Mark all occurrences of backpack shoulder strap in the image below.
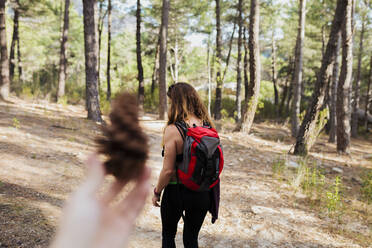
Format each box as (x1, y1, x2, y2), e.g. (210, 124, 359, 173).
(174, 121, 188, 141)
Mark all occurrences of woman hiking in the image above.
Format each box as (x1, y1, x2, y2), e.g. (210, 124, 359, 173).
(152, 82, 221, 248)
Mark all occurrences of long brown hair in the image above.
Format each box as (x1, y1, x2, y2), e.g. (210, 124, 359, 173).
(166, 82, 215, 129)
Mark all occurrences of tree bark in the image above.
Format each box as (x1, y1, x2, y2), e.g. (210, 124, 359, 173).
(365, 56, 372, 132)
(336, 0, 353, 154)
(321, 24, 326, 58)
(0, 0, 9, 101)
(106, 0, 112, 101)
(328, 33, 341, 143)
(9, 0, 19, 84)
(151, 36, 160, 96)
(158, 0, 170, 120)
(214, 0, 222, 120)
(83, 0, 102, 122)
(222, 19, 237, 82)
(235, 0, 243, 122)
(97, 1, 107, 90)
(351, 19, 365, 137)
(243, 27, 249, 106)
(136, 0, 144, 111)
(271, 28, 278, 107)
(294, 0, 348, 155)
(279, 56, 293, 115)
(170, 35, 180, 83)
(238, 0, 260, 133)
(16, 27, 21, 82)
(57, 0, 70, 101)
(291, 0, 306, 137)
(207, 36, 211, 116)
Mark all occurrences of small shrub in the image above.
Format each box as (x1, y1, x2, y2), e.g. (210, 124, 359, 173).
(361, 169, 372, 204)
(12, 118, 20, 129)
(221, 109, 229, 119)
(57, 96, 68, 106)
(66, 81, 85, 105)
(300, 165, 325, 199)
(326, 176, 343, 215)
(99, 90, 112, 115)
(144, 85, 159, 113)
(20, 86, 33, 99)
(100, 98, 111, 115)
(272, 158, 286, 178)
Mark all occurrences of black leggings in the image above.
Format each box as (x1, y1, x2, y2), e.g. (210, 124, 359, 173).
(161, 184, 210, 248)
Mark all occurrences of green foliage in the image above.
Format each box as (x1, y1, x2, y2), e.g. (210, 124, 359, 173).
(65, 82, 85, 105)
(254, 80, 277, 119)
(20, 85, 33, 99)
(271, 157, 347, 217)
(299, 163, 325, 199)
(12, 118, 20, 129)
(361, 170, 372, 204)
(271, 158, 286, 178)
(57, 96, 68, 106)
(209, 97, 235, 118)
(144, 84, 159, 113)
(100, 95, 111, 116)
(326, 176, 343, 215)
(220, 109, 229, 119)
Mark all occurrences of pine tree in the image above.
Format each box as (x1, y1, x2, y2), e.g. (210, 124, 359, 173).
(336, 0, 353, 154)
(57, 0, 70, 101)
(83, 0, 102, 122)
(291, 0, 307, 137)
(214, 0, 222, 120)
(294, 0, 348, 155)
(136, 0, 144, 112)
(238, 0, 260, 133)
(158, 0, 170, 120)
(0, 0, 9, 101)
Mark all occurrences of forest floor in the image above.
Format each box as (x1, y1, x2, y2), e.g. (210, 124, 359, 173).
(0, 97, 371, 248)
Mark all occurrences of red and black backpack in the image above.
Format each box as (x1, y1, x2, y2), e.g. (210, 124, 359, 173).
(174, 121, 224, 191)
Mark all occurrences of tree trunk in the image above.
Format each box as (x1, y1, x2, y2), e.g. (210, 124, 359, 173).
(291, 0, 306, 137)
(169, 50, 175, 83)
(235, 0, 243, 122)
(57, 0, 70, 101)
(328, 33, 341, 143)
(158, 0, 170, 120)
(279, 56, 293, 115)
(207, 36, 211, 116)
(15, 0, 21, 83)
(336, 0, 353, 154)
(294, 0, 348, 155)
(351, 19, 365, 137)
(83, 0, 102, 122)
(106, 0, 112, 101)
(365, 56, 372, 132)
(243, 27, 249, 107)
(214, 0, 222, 120)
(151, 37, 160, 97)
(222, 20, 237, 82)
(16, 28, 21, 82)
(238, 0, 260, 133)
(279, 77, 289, 115)
(0, 0, 9, 101)
(97, 1, 107, 90)
(271, 28, 278, 107)
(136, 0, 144, 111)
(321, 24, 326, 58)
(172, 35, 179, 82)
(9, 0, 19, 84)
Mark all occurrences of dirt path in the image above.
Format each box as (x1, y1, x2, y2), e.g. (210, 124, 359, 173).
(0, 98, 371, 248)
